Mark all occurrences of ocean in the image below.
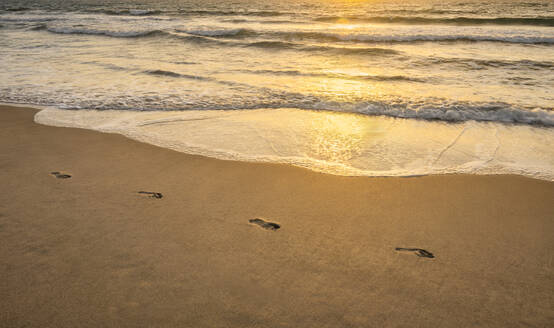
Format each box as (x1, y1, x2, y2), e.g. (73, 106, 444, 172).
(1, 0, 553, 180)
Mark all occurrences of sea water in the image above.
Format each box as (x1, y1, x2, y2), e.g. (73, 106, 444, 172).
(1, 0, 553, 180)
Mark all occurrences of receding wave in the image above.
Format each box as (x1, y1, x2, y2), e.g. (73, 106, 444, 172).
(33, 107, 554, 181)
(314, 16, 554, 27)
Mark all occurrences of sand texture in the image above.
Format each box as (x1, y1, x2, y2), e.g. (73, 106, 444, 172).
(1, 105, 553, 327)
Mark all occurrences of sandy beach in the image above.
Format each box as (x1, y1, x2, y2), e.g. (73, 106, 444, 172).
(1, 105, 553, 327)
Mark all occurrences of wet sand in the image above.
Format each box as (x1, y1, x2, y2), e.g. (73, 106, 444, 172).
(1, 105, 553, 327)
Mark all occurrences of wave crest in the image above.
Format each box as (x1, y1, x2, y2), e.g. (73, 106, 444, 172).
(314, 16, 554, 27)
(143, 70, 211, 81)
(176, 28, 254, 37)
(179, 9, 283, 17)
(235, 69, 425, 82)
(356, 103, 554, 126)
(94, 9, 162, 16)
(45, 27, 162, 38)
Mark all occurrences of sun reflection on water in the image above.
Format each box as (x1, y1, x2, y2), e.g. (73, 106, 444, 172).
(307, 111, 379, 165)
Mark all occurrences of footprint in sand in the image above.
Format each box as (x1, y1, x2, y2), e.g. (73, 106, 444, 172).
(249, 218, 280, 231)
(50, 171, 71, 179)
(138, 191, 163, 199)
(395, 247, 435, 258)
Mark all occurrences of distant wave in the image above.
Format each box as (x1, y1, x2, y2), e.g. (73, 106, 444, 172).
(221, 18, 303, 25)
(0, 16, 57, 22)
(92, 9, 162, 16)
(277, 31, 554, 44)
(33, 24, 554, 46)
(29, 24, 47, 31)
(179, 9, 284, 17)
(174, 36, 401, 56)
(314, 16, 554, 27)
(173, 28, 554, 45)
(244, 40, 294, 49)
(221, 19, 248, 23)
(4, 7, 30, 12)
(235, 69, 425, 82)
(175, 28, 254, 37)
(420, 57, 554, 70)
(37, 24, 554, 49)
(45, 27, 163, 38)
(244, 41, 400, 55)
(143, 70, 212, 81)
(107, 29, 401, 56)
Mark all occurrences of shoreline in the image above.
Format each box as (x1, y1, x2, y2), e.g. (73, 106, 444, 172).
(14, 102, 554, 182)
(1, 104, 553, 327)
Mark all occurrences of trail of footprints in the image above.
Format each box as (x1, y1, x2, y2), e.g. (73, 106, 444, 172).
(48, 171, 435, 258)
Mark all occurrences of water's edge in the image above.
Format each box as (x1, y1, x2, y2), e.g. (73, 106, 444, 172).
(6, 102, 549, 182)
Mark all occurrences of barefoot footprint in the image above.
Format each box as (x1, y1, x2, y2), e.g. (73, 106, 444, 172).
(395, 247, 435, 258)
(138, 191, 163, 199)
(50, 171, 71, 179)
(249, 218, 280, 231)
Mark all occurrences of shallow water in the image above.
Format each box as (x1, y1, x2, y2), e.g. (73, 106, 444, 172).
(1, 0, 553, 179)
(34, 107, 554, 181)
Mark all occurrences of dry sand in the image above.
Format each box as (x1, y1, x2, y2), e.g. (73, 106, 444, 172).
(1, 105, 553, 327)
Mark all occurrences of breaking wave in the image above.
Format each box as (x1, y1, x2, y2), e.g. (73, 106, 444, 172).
(20, 22, 552, 45)
(356, 103, 554, 126)
(3, 87, 553, 126)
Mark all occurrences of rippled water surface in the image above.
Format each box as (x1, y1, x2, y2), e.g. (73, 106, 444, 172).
(1, 0, 553, 179)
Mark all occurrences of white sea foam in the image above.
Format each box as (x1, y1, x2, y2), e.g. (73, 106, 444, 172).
(34, 107, 554, 181)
